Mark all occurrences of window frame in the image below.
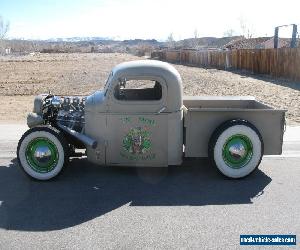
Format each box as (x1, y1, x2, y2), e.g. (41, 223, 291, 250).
(113, 78, 163, 102)
(110, 75, 167, 107)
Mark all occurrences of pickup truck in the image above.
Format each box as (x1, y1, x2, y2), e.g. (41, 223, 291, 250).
(17, 60, 286, 180)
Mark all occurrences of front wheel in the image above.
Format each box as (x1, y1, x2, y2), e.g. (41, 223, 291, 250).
(209, 120, 263, 179)
(17, 126, 69, 180)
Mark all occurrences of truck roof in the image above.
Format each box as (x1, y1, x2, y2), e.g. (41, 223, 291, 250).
(112, 60, 183, 112)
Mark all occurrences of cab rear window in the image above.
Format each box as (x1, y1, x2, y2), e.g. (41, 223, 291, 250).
(114, 79, 162, 101)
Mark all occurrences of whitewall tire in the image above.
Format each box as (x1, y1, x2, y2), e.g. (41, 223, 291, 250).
(17, 126, 69, 180)
(209, 120, 263, 179)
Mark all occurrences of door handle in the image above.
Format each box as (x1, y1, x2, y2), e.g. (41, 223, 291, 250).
(157, 106, 166, 114)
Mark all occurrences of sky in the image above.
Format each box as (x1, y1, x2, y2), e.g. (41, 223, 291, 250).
(1, 0, 300, 41)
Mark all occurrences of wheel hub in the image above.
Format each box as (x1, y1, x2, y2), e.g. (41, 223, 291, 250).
(228, 142, 246, 160)
(33, 145, 52, 164)
(222, 134, 253, 169)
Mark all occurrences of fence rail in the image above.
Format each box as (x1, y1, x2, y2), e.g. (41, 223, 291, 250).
(151, 48, 300, 81)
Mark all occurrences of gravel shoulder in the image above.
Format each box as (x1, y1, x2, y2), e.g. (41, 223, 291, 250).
(0, 53, 299, 124)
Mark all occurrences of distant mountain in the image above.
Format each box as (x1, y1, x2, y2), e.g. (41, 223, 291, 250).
(45, 37, 113, 42)
(174, 36, 244, 49)
(122, 39, 161, 45)
(3, 36, 269, 55)
(40, 37, 163, 47)
(5, 36, 242, 49)
(1, 37, 163, 54)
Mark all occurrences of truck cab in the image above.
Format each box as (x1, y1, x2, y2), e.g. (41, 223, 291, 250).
(84, 60, 184, 166)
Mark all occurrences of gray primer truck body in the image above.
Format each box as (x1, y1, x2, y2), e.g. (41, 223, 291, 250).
(19, 60, 286, 180)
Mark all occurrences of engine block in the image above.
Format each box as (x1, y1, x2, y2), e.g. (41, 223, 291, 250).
(55, 96, 85, 132)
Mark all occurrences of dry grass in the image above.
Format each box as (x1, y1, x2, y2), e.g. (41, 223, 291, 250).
(0, 53, 299, 124)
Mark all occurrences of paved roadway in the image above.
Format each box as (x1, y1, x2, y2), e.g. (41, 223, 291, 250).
(0, 124, 299, 249)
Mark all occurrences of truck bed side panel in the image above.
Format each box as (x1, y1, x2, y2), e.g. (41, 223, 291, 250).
(184, 109, 285, 157)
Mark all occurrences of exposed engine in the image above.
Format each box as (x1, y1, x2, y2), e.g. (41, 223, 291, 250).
(28, 93, 85, 133)
(56, 96, 85, 132)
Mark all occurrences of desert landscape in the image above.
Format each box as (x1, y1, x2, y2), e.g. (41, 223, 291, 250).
(0, 53, 299, 124)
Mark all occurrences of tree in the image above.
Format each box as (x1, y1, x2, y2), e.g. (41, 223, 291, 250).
(166, 33, 175, 48)
(223, 29, 235, 37)
(238, 16, 254, 38)
(194, 29, 198, 39)
(238, 17, 247, 38)
(0, 16, 10, 39)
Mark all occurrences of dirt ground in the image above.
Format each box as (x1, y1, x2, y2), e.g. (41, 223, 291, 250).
(0, 53, 299, 124)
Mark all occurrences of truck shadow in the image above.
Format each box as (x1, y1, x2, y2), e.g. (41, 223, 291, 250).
(0, 157, 271, 232)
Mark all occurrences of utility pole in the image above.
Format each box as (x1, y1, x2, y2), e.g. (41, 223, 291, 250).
(274, 24, 298, 48)
(274, 27, 279, 48)
(291, 24, 297, 48)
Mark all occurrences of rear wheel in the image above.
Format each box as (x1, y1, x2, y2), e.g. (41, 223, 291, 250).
(209, 120, 263, 179)
(17, 126, 69, 180)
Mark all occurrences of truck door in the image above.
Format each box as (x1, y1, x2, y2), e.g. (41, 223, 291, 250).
(106, 77, 168, 166)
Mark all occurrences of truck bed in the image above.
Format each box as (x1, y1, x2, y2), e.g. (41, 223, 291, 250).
(183, 96, 286, 157)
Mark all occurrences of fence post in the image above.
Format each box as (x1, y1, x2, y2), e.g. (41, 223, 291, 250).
(291, 24, 297, 48)
(274, 27, 279, 48)
(225, 50, 230, 70)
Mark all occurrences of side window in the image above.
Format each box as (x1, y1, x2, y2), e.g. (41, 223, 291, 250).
(114, 79, 162, 101)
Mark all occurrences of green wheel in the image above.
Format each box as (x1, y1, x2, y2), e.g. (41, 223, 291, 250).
(209, 120, 263, 179)
(25, 137, 59, 173)
(17, 126, 69, 180)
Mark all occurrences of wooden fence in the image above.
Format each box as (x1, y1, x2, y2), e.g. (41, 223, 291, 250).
(151, 48, 300, 81)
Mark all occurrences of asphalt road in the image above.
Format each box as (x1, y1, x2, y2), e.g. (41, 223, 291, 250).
(0, 124, 299, 249)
